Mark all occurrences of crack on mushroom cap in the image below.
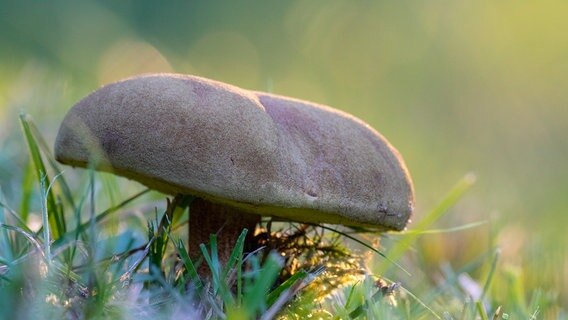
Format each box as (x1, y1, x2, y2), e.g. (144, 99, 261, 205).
(54, 73, 414, 231)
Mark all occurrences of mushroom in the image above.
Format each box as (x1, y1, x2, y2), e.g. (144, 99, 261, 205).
(54, 74, 414, 271)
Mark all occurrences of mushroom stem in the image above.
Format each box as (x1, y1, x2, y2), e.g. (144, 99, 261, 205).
(188, 198, 260, 276)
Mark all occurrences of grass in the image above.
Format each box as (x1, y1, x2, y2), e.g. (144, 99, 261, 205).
(0, 114, 565, 319)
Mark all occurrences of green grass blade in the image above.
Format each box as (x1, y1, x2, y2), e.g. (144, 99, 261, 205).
(223, 228, 248, 278)
(220, 228, 249, 306)
(343, 281, 360, 311)
(480, 248, 500, 302)
(18, 160, 34, 223)
(379, 173, 476, 273)
(27, 118, 76, 211)
(416, 173, 477, 230)
(399, 221, 487, 235)
(172, 237, 203, 290)
(399, 284, 442, 320)
(266, 269, 308, 306)
(209, 234, 220, 280)
(237, 246, 244, 307)
(19, 112, 65, 239)
(39, 176, 51, 263)
(199, 242, 235, 305)
(198, 242, 219, 288)
(477, 301, 489, 320)
(243, 253, 283, 316)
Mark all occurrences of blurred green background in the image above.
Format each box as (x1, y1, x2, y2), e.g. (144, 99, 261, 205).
(1, 0, 566, 306)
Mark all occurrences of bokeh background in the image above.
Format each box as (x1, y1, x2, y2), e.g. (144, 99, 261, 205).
(1, 0, 567, 308)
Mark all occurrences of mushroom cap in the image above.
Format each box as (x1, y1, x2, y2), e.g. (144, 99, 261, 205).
(54, 74, 414, 230)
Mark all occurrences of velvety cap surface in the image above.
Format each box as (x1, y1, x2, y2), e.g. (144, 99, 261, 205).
(55, 74, 414, 230)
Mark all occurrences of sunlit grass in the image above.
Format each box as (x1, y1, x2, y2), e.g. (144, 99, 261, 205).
(0, 114, 564, 319)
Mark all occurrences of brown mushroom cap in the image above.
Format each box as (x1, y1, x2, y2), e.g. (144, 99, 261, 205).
(54, 74, 414, 230)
